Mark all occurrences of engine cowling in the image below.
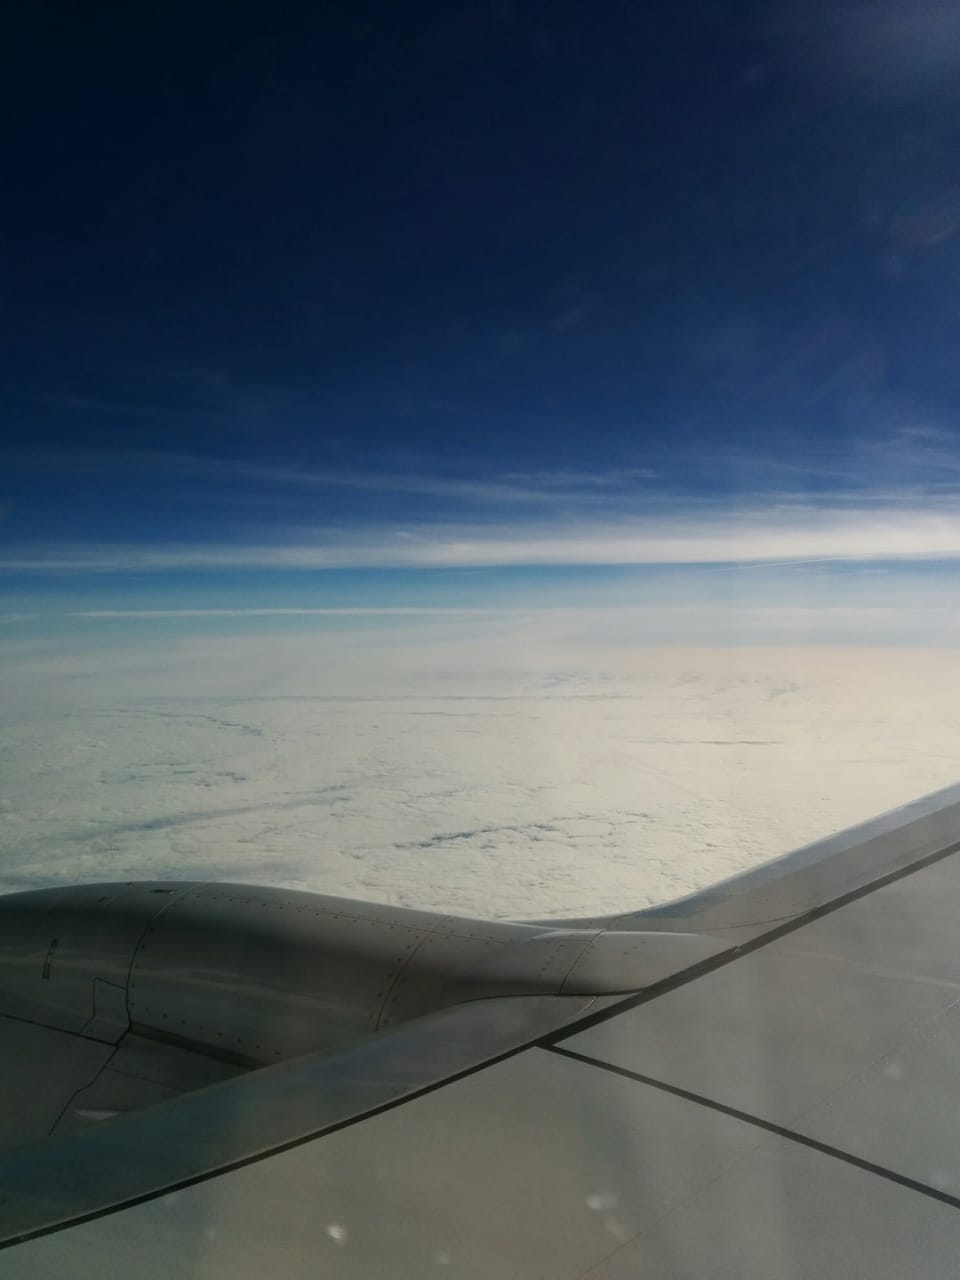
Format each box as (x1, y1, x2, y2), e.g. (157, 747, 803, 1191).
(0, 881, 725, 1066)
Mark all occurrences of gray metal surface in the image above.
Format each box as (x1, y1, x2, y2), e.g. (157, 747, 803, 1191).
(127, 884, 725, 1059)
(565, 846, 960, 1194)
(0, 881, 727, 1242)
(0, 881, 727, 1070)
(0, 883, 187, 1041)
(4, 1047, 960, 1279)
(0, 1018, 112, 1155)
(0, 995, 595, 1245)
(55, 1035, 242, 1140)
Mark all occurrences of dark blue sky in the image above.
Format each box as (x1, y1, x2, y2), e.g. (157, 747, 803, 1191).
(3, 0, 960, 585)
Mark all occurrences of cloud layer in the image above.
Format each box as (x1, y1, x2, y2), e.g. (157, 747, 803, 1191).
(4, 630, 960, 918)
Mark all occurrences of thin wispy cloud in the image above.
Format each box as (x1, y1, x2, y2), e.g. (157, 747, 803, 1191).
(13, 437, 960, 508)
(7, 449, 659, 509)
(0, 604, 917, 622)
(70, 607, 518, 618)
(5, 505, 960, 571)
(861, 424, 960, 476)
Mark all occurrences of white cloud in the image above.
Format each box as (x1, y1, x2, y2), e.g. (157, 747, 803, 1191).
(3, 630, 960, 918)
(6, 505, 960, 571)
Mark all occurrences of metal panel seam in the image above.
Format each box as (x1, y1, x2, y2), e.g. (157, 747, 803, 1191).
(545, 1044, 960, 1214)
(372, 932, 434, 1032)
(122, 884, 207, 1022)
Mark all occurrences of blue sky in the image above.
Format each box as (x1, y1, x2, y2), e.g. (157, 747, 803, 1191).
(3, 1, 960, 640)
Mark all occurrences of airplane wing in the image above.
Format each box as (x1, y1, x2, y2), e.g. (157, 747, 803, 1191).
(3, 783, 960, 1277)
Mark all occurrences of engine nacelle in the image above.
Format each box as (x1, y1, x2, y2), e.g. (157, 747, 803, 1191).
(0, 882, 725, 1066)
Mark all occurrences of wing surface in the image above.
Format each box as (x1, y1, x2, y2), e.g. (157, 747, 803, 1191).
(5, 784, 960, 1277)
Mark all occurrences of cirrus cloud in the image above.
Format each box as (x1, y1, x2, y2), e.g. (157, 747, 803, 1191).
(4, 505, 960, 572)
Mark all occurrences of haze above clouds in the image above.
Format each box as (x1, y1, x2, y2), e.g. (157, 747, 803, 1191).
(4, 619, 960, 920)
